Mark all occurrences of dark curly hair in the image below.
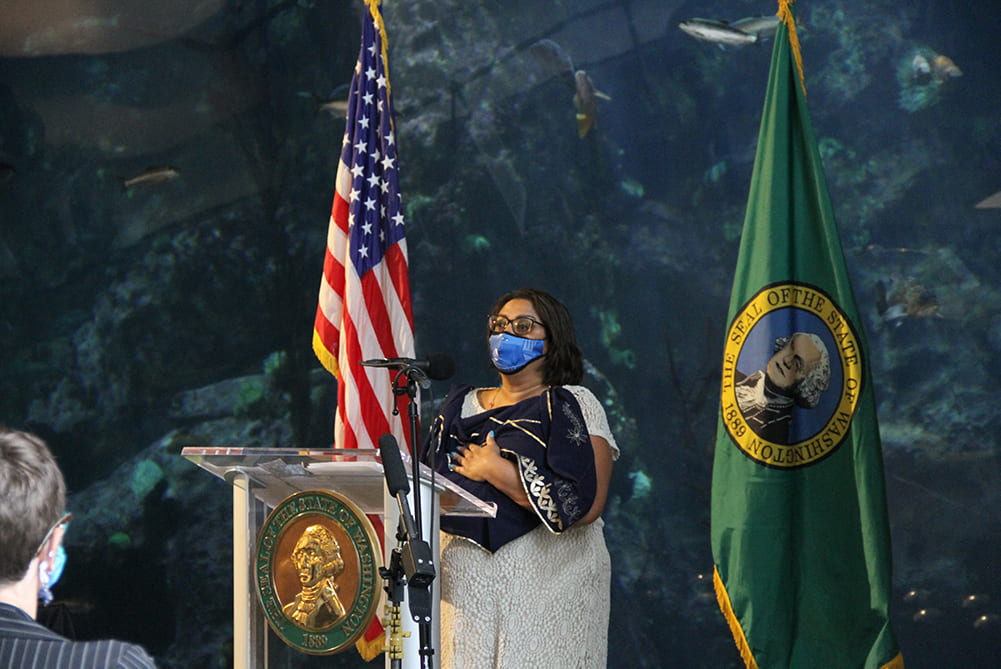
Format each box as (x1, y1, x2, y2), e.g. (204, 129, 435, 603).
(487, 288, 583, 386)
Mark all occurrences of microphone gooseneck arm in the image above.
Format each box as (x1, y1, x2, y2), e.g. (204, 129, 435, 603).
(360, 353, 455, 381)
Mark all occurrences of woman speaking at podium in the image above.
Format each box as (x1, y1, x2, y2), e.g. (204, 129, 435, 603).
(426, 288, 618, 668)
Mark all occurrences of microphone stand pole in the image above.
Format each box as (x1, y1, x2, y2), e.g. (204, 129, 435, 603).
(392, 368, 436, 669)
(380, 540, 406, 669)
(398, 369, 425, 538)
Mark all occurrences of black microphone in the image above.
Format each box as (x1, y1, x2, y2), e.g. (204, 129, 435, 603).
(378, 434, 436, 621)
(361, 352, 455, 380)
(380, 433, 411, 497)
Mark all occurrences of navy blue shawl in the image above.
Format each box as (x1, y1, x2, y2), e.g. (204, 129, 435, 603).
(425, 384, 597, 552)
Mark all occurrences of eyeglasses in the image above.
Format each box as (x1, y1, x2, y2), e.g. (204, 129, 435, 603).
(34, 512, 72, 557)
(488, 314, 545, 336)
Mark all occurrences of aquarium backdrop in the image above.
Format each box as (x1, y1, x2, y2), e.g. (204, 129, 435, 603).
(1, 0, 999, 667)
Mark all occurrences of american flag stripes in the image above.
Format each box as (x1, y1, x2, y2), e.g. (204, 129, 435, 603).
(312, 0, 415, 454)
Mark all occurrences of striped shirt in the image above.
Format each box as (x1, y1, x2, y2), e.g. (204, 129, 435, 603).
(0, 603, 156, 669)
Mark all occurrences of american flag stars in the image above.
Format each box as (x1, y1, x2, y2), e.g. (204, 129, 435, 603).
(312, 0, 415, 455)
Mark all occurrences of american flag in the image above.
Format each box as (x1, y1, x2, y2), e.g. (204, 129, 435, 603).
(312, 1, 414, 455)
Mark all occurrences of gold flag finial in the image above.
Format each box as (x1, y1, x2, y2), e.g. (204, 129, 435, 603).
(777, 0, 806, 96)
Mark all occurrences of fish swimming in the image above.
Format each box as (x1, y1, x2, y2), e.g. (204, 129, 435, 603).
(123, 166, 180, 189)
(875, 276, 939, 324)
(931, 54, 962, 82)
(312, 83, 352, 117)
(317, 98, 350, 116)
(729, 15, 781, 42)
(911, 53, 933, 84)
(573, 70, 611, 138)
(678, 18, 758, 48)
(975, 189, 1001, 209)
(907, 49, 960, 87)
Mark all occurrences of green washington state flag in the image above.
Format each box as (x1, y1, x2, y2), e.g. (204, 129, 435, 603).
(710, 9, 904, 669)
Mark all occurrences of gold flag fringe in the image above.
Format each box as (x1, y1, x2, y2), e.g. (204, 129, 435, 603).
(777, 0, 806, 97)
(715, 564, 906, 669)
(312, 330, 341, 378)
(714, 565, 760, 669)
(881, 653, 906, 669)
(355, 633, 386, 662)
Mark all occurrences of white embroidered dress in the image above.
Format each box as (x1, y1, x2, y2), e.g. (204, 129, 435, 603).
(438, 385, 619, 669)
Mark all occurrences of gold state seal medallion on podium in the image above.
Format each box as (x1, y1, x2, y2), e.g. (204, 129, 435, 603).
(255, 489, 382, 654)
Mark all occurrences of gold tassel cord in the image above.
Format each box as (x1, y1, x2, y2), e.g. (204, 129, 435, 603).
(365, 0, 394, 109)
(777, 0, 806, 97)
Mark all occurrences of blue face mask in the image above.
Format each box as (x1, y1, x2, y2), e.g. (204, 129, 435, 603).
(38, 545, 66, 605)
(489, 333, 545, 374)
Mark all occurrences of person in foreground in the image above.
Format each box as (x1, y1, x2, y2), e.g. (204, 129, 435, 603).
(0, 427, 157, 669)
(425, 288, 618, 668)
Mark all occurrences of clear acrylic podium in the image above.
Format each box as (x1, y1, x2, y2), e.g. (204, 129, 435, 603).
(181, 447, 495, 669)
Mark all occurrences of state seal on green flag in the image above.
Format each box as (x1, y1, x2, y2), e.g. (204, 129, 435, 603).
(710, 3, 905, 668)
(721, 281, 863, 468)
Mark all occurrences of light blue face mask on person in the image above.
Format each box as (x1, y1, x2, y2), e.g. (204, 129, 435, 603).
(489, 333, 545, 374)
(37, 513, 71, 606)
(38, 545, 67, 605)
